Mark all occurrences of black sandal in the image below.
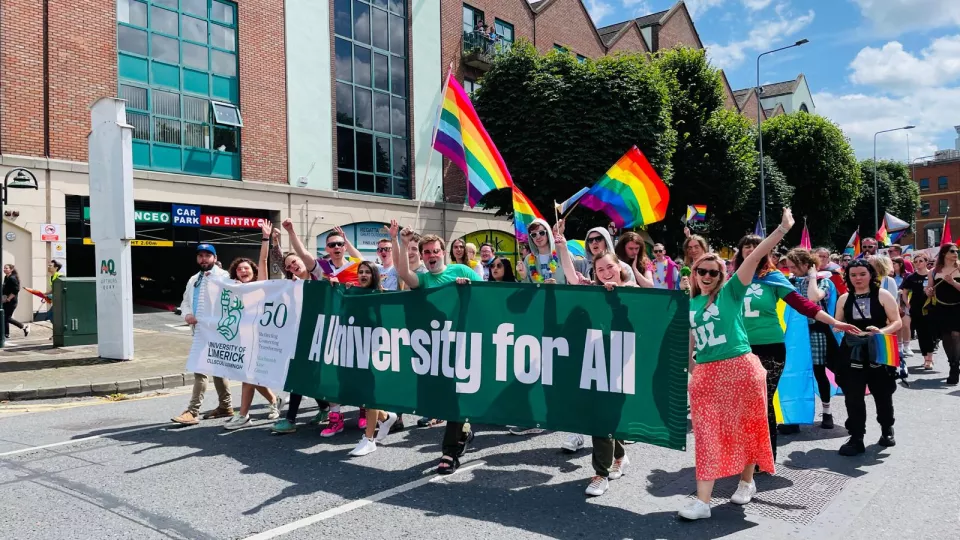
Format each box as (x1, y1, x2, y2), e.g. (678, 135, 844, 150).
(417, 418, 445, 427)
(436, 455, 459, 475)
(457, 431, 475, 458)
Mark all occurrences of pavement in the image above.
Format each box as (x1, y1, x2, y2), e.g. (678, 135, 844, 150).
(0, 342, 957, 540)
(0, 310, 194, 401)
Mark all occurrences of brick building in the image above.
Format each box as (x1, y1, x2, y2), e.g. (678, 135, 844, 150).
(733, 74, 816, 125)
(911, 156, 960, 249)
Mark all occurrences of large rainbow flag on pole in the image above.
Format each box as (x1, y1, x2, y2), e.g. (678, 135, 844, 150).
(512, 186, 544, 242)
(580, 147, 669, 228)
(432, 77, 514, 207)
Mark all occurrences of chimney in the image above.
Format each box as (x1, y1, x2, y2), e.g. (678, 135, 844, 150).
(955, 125, 960, 151)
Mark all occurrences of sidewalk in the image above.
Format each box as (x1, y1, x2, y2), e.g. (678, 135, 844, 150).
(0, 323, 194, 401)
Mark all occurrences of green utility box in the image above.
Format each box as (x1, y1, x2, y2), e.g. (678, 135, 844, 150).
(53, 277, 98, 347)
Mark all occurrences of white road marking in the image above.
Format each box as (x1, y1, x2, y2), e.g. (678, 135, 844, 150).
(165, 324, 191, 332)
(242, 461, 486, 540)
(0, 425, 163, 457)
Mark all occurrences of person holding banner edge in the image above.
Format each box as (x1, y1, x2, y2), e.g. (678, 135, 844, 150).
(679, 208, 793, 521)
(389, 219, 477, 475)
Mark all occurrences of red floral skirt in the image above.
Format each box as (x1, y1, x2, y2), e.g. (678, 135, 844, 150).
(689, 353, 775, 481)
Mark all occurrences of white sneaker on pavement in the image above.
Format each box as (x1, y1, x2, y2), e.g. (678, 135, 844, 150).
(608, 455, 630, 480)
(224, 414, 251, 430)
(561, 433, 585, 453)
(349, 437, 377, 457)
(376, 412, 398, 442)
(730, 480, 757, 505)
(267, 395, 284, 420)
(584, 476, 609, 496)
(678, 499, 711, 520)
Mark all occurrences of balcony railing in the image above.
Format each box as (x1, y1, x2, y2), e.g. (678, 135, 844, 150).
(462, 31, 511, 71)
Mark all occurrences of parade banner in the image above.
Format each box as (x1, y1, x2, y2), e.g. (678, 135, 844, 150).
(187, 277, 304, 389)
(286, 281, 691, 450)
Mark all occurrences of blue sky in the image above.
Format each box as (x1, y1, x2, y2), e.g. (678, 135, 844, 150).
(585, 0, 960, 162)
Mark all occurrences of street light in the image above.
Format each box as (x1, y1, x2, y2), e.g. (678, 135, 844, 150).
(757, 38, 809, 233)
(1, 168, 40, 347)
(873, 125, 915, 234)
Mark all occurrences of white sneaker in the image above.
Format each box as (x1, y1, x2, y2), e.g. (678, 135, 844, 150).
(348, 436, 377, 457)
(267, 395, 284, 420)
(902, 346, 914, 357)
(376, 412, 398, 442)
(730, 480, 757, 505)
(678, 499, 711, 520)
(584, 476, 609, 496)
(223, 414, 251, 430)
(561, 433, 585, 453)
(608, 455, 630, 480)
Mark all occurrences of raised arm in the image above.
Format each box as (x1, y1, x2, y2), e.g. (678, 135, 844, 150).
(337, 225, 364, 261)
(391, 219, 419, 289)
(554, 220, 579, 284)
(735, 208, 794, 286)
(257, 221, 273, 282)
(282, 218, 317, 271)
(805, 269, 825, 302)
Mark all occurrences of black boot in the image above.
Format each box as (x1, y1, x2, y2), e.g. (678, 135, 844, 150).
(839, 435, 865, 456)
(821, 413, 834, 429)
(778, 424, 800, 435)
(878, 427, 896, 447)
(947, 364, 959, 386)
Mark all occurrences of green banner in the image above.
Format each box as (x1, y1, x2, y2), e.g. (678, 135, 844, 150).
(286, 282, 691, 450)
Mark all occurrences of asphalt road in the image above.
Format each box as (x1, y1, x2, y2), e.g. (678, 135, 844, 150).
(1, 346, 958, 540)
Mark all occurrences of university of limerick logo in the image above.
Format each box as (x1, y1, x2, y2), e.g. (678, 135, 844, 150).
(746, 284, 764, 297)
(702, 304, 721, 322)
(217, 290, 244, 341)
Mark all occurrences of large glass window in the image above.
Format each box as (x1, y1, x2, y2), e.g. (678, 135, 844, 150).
(921, 201, 930, 216)
(919, 178, 929, 191)
(494, 19, 513, 48)
(117, 0, 241, 179)
(334, 0, 410, 198)
(939, 176, 949, 190)
(940, 199, 949, 215)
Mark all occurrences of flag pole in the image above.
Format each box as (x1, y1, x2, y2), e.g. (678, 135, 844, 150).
(415, 63, 455, 234)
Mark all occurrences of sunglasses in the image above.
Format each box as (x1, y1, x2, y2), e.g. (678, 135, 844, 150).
(492, 263, 503, 269)
(696, 268, 721, 277)
(423, 248, 443, 256)
(587, 236, 605, 244)
(377, 246, 391, 252)
(653, 249, 664, 253)
(530, 230, 548, 238)
(950, 249, 959, 254)
(327, 242, 345, 248)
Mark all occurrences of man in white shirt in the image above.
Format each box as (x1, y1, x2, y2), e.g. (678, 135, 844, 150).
(172, 244, 233, 425)
(376, 238, 399, 290)
(478, 243, 495, 280)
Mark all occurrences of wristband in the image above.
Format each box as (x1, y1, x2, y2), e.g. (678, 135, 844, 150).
(776, 225, 789, 234)
(262, 237, 270, 241)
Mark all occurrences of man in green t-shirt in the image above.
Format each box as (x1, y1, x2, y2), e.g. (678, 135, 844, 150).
(391, 219, 475, 474)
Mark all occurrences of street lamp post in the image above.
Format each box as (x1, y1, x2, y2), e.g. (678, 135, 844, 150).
(757, 38, 809, 233)
(873, 125, 915, 234)
(1, 168, 40, 347)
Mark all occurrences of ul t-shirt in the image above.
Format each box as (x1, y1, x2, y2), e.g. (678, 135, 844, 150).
(742, 281, 794, 345)
(416, 264, 478, 289)
(689, 277, 752, 364)
(378, 264, 399, 291)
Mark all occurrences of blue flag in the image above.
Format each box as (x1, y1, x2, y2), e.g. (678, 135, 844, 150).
(754, 216, 764, 238)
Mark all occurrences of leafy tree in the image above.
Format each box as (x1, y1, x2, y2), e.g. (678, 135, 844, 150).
(472, 41, 676, 239)
(832, 159, 920, 249)
(761, 113, 862, 244)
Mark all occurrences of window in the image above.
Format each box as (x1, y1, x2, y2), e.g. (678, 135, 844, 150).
(334, 0, 410, 198)
(939, 176, 949, 190)
(925, 225, 943, 248)
(576, 54, 587, 63)
(940, 199, 949, 215)
(921, 201, 930, 216)
(463, 78, 480, 95)
(494, 19, 513, 49)
(117, 0, 241, 179)
(799, 103, 809, 113)
(463, 4, 484, 34)
(553, 44, 569, 54)
(920, 178, 929, 191)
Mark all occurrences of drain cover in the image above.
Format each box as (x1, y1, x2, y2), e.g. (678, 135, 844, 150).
(698, 465, 849, 524)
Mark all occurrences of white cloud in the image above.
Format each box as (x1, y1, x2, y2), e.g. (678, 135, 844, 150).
(742, 0, 772, 10)
(849, 36, 960, 93)
(685, 0, 726, 18)
(620, 0, 652, 17)
(853, 0, 960, 35)
(815, 88, 960, 160)
(705, 8, 815, 69)
(585, 0, 614, 23)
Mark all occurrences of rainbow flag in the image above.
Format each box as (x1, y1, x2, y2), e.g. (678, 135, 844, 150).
(512, 186, 543, 242)
(876, 221, 890, 246)
(433, 77, 514, 207)
(580, 146, 669, 228)
(874, 333, 899, 367)
(844, 228, 860, 257)
(566, 239, 586, 258)
(685, 204, 707, 222)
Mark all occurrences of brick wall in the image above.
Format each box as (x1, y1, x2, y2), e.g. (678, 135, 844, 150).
(239, 0, 288, 184)
(740, 91, 765, 125)
(719, 71, 737, 112)
(915, 160, 960, 247)
(0, 0, 46, 156)
(656, 4, 701, 51)
(607, 24, 649, 55)
(534, 0, 604, 58)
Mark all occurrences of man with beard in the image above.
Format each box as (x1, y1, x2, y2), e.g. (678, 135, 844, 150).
(478, 243, 495, 280)
(172, 244, 233, 425)
(391, 219, 476, 474)
(861, 237, 878, 257)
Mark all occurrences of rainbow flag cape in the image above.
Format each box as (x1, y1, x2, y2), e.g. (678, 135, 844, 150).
(685, 204, 707, 222)
(512, 186, 543, 242)
(874, 333, 899, 367)
(580, 146, 669, 228)
(433, 77, 514, 207)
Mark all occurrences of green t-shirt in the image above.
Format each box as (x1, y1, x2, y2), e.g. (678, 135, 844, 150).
(689, 276, 752, 364)
(742, 281, 792, 345)
(417, 264, 478, 289)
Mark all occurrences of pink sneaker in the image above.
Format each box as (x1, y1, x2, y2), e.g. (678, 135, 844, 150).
(358, 408, 367, 430)
(321, 412, 345, 437)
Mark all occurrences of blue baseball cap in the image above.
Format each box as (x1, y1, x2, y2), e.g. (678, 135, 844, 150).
(197, 243, 217, 256)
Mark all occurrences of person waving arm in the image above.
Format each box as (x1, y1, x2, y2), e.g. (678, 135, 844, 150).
(736, 208, 795, 286)
(391, 219, 419, 290)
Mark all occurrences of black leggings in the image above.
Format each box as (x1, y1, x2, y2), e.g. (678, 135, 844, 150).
(912, 313, 937, 355)
(285, 394, 329, 422)
(942, 330, 960, 371)
(813, 365, 831, 404)
(751, 343, 786, 461)
(2, 301, 24, 337)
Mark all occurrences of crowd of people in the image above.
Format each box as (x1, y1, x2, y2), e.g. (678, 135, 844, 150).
(169, 209, 959, 521)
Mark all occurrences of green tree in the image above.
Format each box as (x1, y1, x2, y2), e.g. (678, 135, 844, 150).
(833, 159, 920, 249)
(472, 41, 676, 238)
(761, 113, 862, 244)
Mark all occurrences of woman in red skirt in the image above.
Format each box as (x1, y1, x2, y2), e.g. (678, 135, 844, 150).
(679, 208, 794, 521)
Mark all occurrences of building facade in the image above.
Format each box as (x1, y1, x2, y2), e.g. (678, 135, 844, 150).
(0, 0, 510, 320)
(733, 73, 816, 125)
(911, 156, 960, 249)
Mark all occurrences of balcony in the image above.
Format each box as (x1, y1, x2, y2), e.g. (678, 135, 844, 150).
(462, 31, 510, 71)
